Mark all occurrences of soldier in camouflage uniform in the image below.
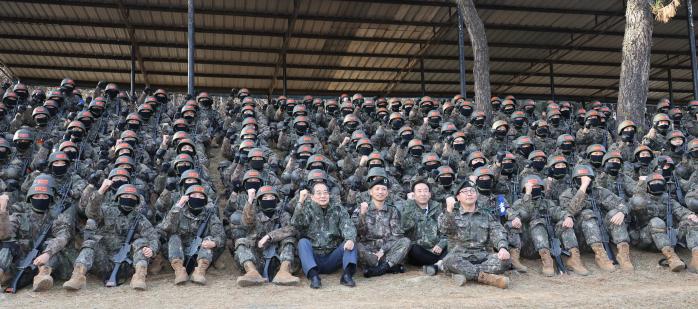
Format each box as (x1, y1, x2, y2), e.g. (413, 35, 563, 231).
(642, 113, 672, 152)
(439, 181, 511, 289)
(400, 179, 447, 275)
(158, 185, 225, 285)
(629, 173, 698, 272)
(510, 176, 589, 276)
(0, 184, 75, 292)
(559, 165, 633, 272)
(576, 110, 613, 150)
(235, 186, 299, 287)
(62, 183, 158, 291)
(351, 177, 410, 278)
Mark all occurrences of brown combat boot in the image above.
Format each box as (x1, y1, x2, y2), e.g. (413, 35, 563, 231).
(477, 272, 509, 289)
(170, 259, 188, 285)
(661, 246, 685, 272)
(130, 264, 148, 290)
(509, 248, 528, 273)
(63, 263, 87, 291)
(191, 259, 210, 285)
(32, 266, 53, 292)
(591, 243, 616, 272)
(236, 261, 266, 287)
(565, 248, 590, 276)
(272, 261, 300, 286)
(149, 253, 164, 275)
(616, 242, 634, 271)
(688, 249, 698, 273)
(538, 249, 555, 277)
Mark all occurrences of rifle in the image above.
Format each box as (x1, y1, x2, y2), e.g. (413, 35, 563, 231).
(104, 212, 141, 287)
(184, 208, 214, 274)
(589, 195, 617, 264)
(262, 196, 287, 281)
(5, 201, 70, 293)
(616, 176, 626, 200)
(541, 206, 568, 275)
(670, 175, 685, 206)
(666, 196, 678, 249)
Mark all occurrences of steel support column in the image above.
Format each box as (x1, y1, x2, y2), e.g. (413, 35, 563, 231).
(456, 6, 467, 98)
(282, 53, 287, 96)
(687, 0, 698, 98)
(420, 57, 426, 96)
(668, 69, 674, 102)
(130, 42, 136, 98)
(187, 0, 195, 96)
(549, 62, 555, 101)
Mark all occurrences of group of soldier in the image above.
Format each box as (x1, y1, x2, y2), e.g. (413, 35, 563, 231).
(1, 77, 698, 293)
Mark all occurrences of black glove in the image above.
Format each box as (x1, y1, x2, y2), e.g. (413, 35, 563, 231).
(230, 88, 239, 97)
(88, 172, 101, 187)
(161, 162, 171, 173)
(143, 87, 154, 96)
(184, 94, 193, 101)
(165, 178, 177, 191)
(96, 80, 108, 90)
(34, 160, 48, 172)
(17, 104, 27, 113)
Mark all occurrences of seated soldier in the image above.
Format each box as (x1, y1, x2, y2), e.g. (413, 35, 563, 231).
(292, 183, 358, 289)
(440, 181, 511, 289)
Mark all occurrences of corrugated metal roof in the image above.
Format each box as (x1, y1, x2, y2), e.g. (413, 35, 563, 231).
(0, 0, 696, 101)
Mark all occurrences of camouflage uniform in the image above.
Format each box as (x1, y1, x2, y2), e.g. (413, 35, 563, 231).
(234, 199, 297, 270)
(400, 199, 448, 251)
(351, 202, 410, 267)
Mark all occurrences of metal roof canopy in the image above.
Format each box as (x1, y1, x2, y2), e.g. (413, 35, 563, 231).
(0, 0, 697, 102)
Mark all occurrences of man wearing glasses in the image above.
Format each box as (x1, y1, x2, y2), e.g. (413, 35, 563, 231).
(292, 183, 358, 289)
(439, 181, 511, 289)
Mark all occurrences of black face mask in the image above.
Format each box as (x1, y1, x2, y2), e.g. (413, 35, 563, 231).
(638, 156, 652, 165)
(439, 176, 453, 187)
(621, 132, 635, 142)
(51, 164, 68, 176)
(188, 197, 206, 214)
(473, 118, 485, 128)
(409, 148, 423, 157)
(363, 106, 376, 115)
(16, 141, 32, 151)
(531, 187, 543, 199)
(368, 162, 383, 170)
(590, 155, 603, 167)
(260, 199, 277, 217)
(502, 107, 514, 115)
(181, 181, 199, 192)
(661, 167, 674, 178)
(250, 159, 264, 170)
(587, 118, 599, 127)
(428, 119, 440, 129)
(127, 123, 140, 131)
(549, 118, 560, 126)
(670, 143, 684, 152)
(90, 108, 104, 118)
(535, 128, 549, 137)
(401, 133, 413, 142)
(424, 163, 438, 172)
(183, 114, 195, 121)
(470, 160, 485, 170)
(453, 143, 466, 152)
(648, 181, 666, 195)
(491, 103, 501, 111)
(138, 111, 152, 121)
(174, 125, 188, 132)
(295, 125, 308, 135)
(518, 146, 533, 157)
(494, 130, 507, 139)
(512, 118, 525, 127)
(530, 160, 545, 171)
(244, 181, 262, 191)
(560, 109, 571, 118)
(0, 149, 8, 160)
(459, 107, 473, 117)
(200, 100, 213, 108)
(476, 178, 493, 192)
(65, 150, 78, 161)
(524, 106, 535, 115)
(549, 167, 568, 179)
(176, 164, 192, 175)
(501, 161, 515, 174)
(111, 180, 128, 192)
(560, 143, 574, 153)
(573, 178, 592, 193)
(31, 198, 50, 214)
(357, 146, 372, 156)
(390, 120, 403, 130)
(35, 117, 49, 127)
(604, 162, 621, 175)
(656, 124, 670, 133)
(118, 197, 138, 213)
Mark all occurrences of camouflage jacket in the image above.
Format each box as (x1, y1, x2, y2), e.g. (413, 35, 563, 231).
(158, 205, 226, 248)
(438, 206, 508, 256)
(291, 200, 356, 255)
(351, 201, 404, 250)
(559, 186, 629, 218)
(240, 200, 295, 244)
(0, 202, 75, 256)
(510, 194, 569, 227)
(400, 199, 447, 249)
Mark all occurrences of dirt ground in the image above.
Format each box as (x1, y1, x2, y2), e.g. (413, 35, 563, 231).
(3, 248, 698, 308)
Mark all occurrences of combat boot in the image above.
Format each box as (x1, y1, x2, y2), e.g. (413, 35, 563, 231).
(63, 263, 87, 291)
(170, 259, 188, 285)
(477, 272, 509, 289)
(616, 242, 634, 271)
(191, 259, 210, 285)
(688, 249, 698, 273)
(237, 261, 266, 287)
(661, 246, 685, 272)
(130, 264, 148, 290)
(538, 249, 555, 277)
(565, 248, 590, 276)
(363, 261, 390, 278)
(32, 266, 53, 292)
(149, 253, 165, 275)
(591, 243, 616, 272)
(510, 248, 528, 273)
(272, 261, 300, 286)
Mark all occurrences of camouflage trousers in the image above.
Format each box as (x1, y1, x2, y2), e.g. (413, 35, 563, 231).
(574, 209, 630, 248)
(529, 220, 579, 251)
(357, 237, 410, 267)
(166, 234, 222, 263)
(0, 245, 77, 281)
(233, 236, 297, 270)
(443, 251, 510, 281)
(76, 237, 149, 274)
(680, 219, 698, 250)
(505, 222, 522, 249)
(629, 217, 672, 251)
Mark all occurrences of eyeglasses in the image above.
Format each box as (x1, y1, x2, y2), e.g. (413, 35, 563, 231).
(459, 188, 477, 195)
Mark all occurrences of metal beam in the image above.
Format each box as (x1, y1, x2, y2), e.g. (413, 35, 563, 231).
(7, 63, 696, 94)
(668, 69, 674, 102)
(187, 0, 195, 96)
(269, 0, 300, 96)
(456, 6, 467, 98)
(549, 62, 555, 102)
(687, 0, 698, 99)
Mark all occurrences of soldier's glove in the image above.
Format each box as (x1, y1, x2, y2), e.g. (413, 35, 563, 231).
(184, 94, 193, 101)
(161, 162, 171, 173)
(96, 80, 108, 90)
(165, 178, 177, 191)
(143, 87, 154, 96)
(34, 160, 48, 172)
(88, 172, 102, 186)
(17, 104, 27, 113)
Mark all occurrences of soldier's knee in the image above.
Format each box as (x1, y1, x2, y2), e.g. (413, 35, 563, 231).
(229, 212, 242, 226)
(580, 209, 596, 221)
(649, 217, 667, 231)
(298, 238, 312, 249)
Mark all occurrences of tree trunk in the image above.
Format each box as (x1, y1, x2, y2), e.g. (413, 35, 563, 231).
(617, 0, 653, 133)
(454, 0, 491, 116)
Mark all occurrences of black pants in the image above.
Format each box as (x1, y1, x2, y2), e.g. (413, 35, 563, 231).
(407, 244, 446, 266)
